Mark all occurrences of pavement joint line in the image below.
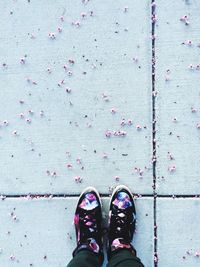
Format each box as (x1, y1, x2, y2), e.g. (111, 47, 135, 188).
(1, 194, 200, 198)
(151, 1, 157, 266)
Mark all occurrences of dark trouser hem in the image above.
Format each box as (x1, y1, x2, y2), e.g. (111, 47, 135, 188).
(107, 249, 145, 267)
(67, 250, 102, 267)
(108, 243, 137, 261)
(67, 248, 144, 267)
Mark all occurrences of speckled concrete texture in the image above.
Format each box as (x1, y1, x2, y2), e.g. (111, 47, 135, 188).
(0, 1, 200, 266)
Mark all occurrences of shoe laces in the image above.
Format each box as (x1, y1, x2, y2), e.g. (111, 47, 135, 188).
(78, 208, 100, 242)
(110, 206, 134, 242)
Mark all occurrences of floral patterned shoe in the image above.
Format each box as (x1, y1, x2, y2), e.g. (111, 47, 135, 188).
(107, 185, 136, 259)
(73, 187, 103, 262)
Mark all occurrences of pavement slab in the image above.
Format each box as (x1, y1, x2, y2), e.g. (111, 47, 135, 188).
(156, 197, 200, 267)
(155, 0, 200, 194)
(0, 0, 152, 195)
(0, 197, 154, 267)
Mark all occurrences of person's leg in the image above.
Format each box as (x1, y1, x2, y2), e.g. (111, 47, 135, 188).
(106, 185, 145, 267)
(107, 249, 144, 267)
(67, 187, 104, 267)
(67, 250, 101, 267)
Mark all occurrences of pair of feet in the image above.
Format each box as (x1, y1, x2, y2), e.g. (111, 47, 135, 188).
(73, 185, 136, 262)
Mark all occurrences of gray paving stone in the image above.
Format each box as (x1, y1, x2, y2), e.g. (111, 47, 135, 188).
(157, 198, 200, 267)
(0, 0, 152, 195)
(0, 197, 153, 267)
(156, 0, 200, 194)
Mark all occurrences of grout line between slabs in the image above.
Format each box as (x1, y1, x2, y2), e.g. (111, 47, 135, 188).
(151, 0, 157, 266)
(2, 194, 200, 198)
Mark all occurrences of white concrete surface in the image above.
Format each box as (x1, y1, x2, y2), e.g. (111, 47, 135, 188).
(0, 0, 152, 195)
(157, 198, 200, 267)
(156, 0, 200, 194)
(1, 1, 200, 267)
(0, 197, 153, 267)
